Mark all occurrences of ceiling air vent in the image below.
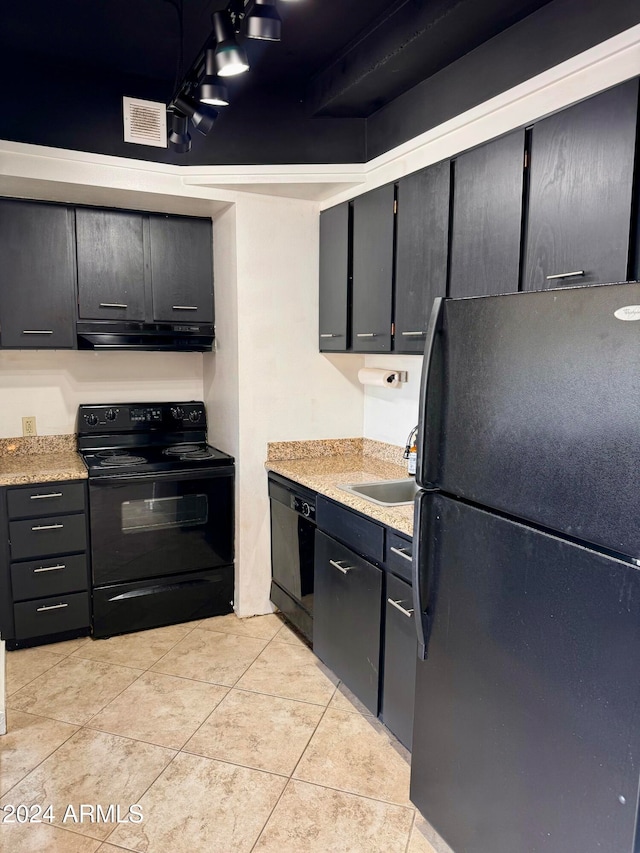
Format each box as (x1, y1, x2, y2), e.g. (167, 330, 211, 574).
(122, 97, 167, 148)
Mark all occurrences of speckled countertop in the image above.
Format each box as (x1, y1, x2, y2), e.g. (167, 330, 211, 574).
(0, 435, 87, 487)
(266, 438, 414, 537)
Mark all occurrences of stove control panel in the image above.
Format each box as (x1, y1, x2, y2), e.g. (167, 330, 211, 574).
(78, 402, 207, 434)
(131, 407, 162, 423)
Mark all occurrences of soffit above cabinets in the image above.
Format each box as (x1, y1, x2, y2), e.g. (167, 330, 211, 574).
(0, 0, 638, 165)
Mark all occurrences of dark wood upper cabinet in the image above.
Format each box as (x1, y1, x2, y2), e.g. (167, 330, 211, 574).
(394, 162, 450, 353)
(449, 130, 525, 299)
(352, 184, 395, 352)
(0, 200, 76, 349)
(523, 80, 639, 291)
(149, 215, 214, 324)
(76, 208, 146, 321)
(319, 202, 351, 352)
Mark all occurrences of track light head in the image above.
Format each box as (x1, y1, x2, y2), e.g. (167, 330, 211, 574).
(212, 10, 250, 77)
(200, 50, 230, 106)
(174, 94, 219, 136)
(168, 112, 192, 153)
(246, 0, 281, 42)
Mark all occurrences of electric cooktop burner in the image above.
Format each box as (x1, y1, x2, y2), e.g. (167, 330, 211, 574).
(99, 454, 147, 467)
(163, 444, 215, 460)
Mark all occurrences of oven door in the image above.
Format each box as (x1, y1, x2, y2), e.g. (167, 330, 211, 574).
(89, 468, 234, 586)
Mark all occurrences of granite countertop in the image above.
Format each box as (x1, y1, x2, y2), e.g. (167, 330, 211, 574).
(266, 438, 414, 537)
(0, 435, 87, 487)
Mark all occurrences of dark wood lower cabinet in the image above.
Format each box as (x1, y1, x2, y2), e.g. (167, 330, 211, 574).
(0, 480, 91, 646)
(313, 529, 382, 714)
(381, 573, 417, 750)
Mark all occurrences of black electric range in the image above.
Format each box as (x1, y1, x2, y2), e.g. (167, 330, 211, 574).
(77, 402, 235, 638)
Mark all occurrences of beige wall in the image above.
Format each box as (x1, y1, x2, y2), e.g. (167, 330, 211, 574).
(0, 350, 203, 438)
(206, 195, 364, 616)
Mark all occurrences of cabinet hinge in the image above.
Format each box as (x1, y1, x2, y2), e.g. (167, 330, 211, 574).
(393, 199, 398, 215)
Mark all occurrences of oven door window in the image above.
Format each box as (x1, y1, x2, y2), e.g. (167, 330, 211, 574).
(89, 473, 234, 586)
(122, 494, 208, 533)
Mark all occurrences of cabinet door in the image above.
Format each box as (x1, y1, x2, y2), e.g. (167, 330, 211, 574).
(352, 184, 395, 352)
(449, 130, 525, 298)
(314, 530, 382, 713)
(149, 215, 214, 324)
(394, 162, 450, 352)
(381, 574, 417, 750)
(0, 200, 76, 348)
(319, 203, 350, 351)
(523, 80, 638, 291)
(76, 208, 146, 321)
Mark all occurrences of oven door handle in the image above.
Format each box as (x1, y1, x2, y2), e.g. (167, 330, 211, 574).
(88, 466, 235, 485)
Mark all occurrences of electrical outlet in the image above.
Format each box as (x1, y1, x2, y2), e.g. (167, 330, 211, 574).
(22, 416, 37, 437)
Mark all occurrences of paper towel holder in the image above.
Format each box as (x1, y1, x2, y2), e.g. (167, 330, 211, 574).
(358, 368, 408, 387)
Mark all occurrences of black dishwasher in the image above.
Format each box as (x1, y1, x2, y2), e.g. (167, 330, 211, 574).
(268, 474, 315, 643)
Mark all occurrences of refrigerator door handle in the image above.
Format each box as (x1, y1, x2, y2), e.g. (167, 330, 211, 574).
(412, 492, 428, 660)
(416, 297, 444, 489)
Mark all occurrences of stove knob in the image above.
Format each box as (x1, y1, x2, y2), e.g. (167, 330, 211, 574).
(301, 502, 312, 518)
(85, 413, 99, 426)
(171, 407, 185, 421)
(188, 410, 202, 423)
(105, 408, 117, 421)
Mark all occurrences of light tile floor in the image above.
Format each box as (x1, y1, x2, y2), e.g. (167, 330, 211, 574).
(1, 613, 439, 853)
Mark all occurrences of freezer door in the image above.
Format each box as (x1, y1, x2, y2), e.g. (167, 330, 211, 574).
(411, 491, 640, 853)
(416, 282, 640, 558)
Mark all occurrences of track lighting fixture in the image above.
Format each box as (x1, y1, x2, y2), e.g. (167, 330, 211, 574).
(212, 10, 250, 78)
(168, 112, 191, 153)
(167, 0, 307, 154)
(174, 94, 219, 136)
(246, 0, 282, 42)
(199, 50, 230, 106)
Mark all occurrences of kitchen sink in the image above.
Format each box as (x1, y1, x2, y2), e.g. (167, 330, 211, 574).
(339, 478, 419, 506)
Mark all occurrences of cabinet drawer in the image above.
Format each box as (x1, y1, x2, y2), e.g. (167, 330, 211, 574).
(9, 513, 87, 561)
(7, 481, 86, 520)
(316, 496, 384, 563)
(11, 554, 89, 602)
(13, 591, 90, 640)
(386, 532, 413, 584)
(382, 574, 417, 750)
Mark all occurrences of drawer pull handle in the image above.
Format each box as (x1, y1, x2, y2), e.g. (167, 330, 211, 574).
(33, 564, 65, 573)
(329, 559, 353, 575)
(356, 333, 377, 338)
(546, 270, 585, 281)
(22, 330, 53, 335)
(388, 598, 414, 618)
(36, 603, 69, 612)
(30, 492, 64, 500)
(31, 524, 64, 531)
(172, 305, 198, 310)
(320, 333, 340, 338)
(390, 546, 412, 562)
(99, 302, 128, 309)
(401, 331, 425, 337)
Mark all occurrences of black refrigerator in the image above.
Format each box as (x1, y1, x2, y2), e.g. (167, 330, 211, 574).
(410, 282, 640, 853)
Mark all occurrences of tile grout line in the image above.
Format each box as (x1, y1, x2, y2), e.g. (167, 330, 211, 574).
(404, 809, 420, 853)
(248, 677, 342, 851)
(0, 717, 81, 803)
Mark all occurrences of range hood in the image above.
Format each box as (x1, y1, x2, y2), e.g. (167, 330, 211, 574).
(77, 321, 214, 352)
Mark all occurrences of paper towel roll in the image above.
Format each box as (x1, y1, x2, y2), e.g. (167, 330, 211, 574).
(358, 368, 401, 388)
